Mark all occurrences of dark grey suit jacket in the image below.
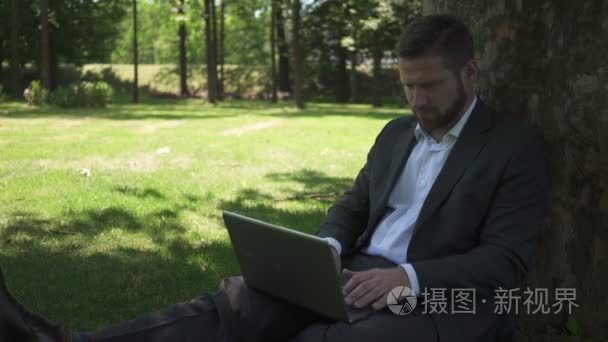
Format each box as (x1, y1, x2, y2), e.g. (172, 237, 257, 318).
(317, 100, 548, 341)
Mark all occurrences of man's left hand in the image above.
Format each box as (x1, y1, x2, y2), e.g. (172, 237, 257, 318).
(342, 267, 410, 311)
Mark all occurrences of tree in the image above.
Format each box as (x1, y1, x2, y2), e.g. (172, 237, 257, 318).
(275, 0, 290, 93)
(218, 0, 226, 99)
(270, 0, 278, 103)
(40, 0, 51, 90)
(9, 0, 21, 97)
(359, 0, 419, 107)
(425, 0, 608, 339)
(132, 0, 139, 103)
(178, 0, 189, 97)
(292, 0, 305, 109)
(211, 0, 220, 99)
(204, 0, 218, 103)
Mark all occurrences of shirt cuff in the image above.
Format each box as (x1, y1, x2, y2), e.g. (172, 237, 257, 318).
(400, 263, 421, 297)
(322, 237, 342, 255)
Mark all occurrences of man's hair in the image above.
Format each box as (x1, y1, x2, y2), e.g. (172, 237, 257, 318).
(397, 15, 474, 71)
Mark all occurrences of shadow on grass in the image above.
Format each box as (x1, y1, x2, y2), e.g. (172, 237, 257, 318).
(0, 189, 237, 331)
(219, 168, 354, 235)
(0, 99, 408, 121)
(114, 185, 165, 200)
(0, 169, 353, 330)
(0, 105, 240, 121)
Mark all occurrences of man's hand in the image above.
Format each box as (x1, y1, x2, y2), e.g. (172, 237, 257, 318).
(330, 246, 342, 272)
(342, 267, 410, 311)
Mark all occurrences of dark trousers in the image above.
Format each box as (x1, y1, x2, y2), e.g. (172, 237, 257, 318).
(87, 254, 438, 342)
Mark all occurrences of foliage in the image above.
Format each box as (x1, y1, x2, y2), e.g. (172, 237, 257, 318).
(23, 81, 49, 106)
(0, 0, 129, 66)
(0, 85, 6, 102)
(48, 81, 114, 108)
(110, 0, 270, 67)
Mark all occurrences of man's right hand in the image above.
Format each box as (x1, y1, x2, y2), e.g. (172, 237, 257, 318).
(331, 246, 342, 272)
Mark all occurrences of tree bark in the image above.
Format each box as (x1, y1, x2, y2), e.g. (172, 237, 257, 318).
(40, 0, 51, 90)
(291, 0, 304, 109)
(9, 0, 21, 98)
(178, 0, 189, 97)
(348, 48, 358, 103)
(371, 34, 382, 108)
(204, 0, 217, 103)
(211, 0, 220, 100)
(275, 1, 290, 93)
(49, 28, 58, 91)
(336, 46, 348, 102)
(219, 0, 226, 99)
(426, 1, 608, 339)
(270, 0, 278, 103)
(132, 0, 139, 103)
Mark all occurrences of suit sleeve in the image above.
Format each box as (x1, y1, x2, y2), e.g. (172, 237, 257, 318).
(411, 129, 548, 298)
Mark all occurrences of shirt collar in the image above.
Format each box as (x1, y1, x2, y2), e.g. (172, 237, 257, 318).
(414, 95, 478, 142)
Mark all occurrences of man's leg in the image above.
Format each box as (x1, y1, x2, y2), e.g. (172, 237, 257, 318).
(291, 253, 438, 342)
(84, 294, 220, 342)
(291, 310, 437, 342)
(82, 276, 321, 342)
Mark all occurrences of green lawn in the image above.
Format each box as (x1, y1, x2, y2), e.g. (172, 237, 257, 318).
(0, 98, 409, 331)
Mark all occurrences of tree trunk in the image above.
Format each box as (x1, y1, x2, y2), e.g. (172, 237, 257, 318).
(204, 0, 217, 103)
(371, 35, 382, 108)
(336, 46, 348, 102)
(211, 0, 220, 100)
(275, 1, 290, 93)
(426, 1, 608, 340)
(178, 0, 189, 97)
(132, 0, 139, 103)
(9, 0, 21, 98)
(40, 0, 51, 90)
(348, 48, 358, 103)
(270, 0, 278, 103)
(219, 0, 226, 99)
(291, 0, 304, 109)
(49, 28, 58, 91)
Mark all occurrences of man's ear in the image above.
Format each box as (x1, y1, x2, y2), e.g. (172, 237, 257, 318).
(464, 59, 479, 82)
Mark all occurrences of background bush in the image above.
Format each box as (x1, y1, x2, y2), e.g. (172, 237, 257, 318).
(48, 81, 114, 108)
(24, 81, 49, 106)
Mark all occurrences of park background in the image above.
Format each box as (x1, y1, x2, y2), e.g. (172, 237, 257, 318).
(0, 0, 606, 340)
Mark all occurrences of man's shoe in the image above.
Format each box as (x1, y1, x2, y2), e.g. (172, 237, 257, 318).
(0, 267, 65, 342)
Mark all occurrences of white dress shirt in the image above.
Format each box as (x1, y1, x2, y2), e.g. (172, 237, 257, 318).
(326, 96, 477, 296)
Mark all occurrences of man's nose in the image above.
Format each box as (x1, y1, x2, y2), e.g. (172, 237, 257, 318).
(410, 87, 428, 107)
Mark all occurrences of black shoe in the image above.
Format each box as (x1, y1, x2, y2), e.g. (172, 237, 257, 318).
(0, 267, 65, 342)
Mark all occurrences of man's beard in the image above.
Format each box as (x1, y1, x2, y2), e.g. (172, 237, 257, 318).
(414, 80, 467, 132)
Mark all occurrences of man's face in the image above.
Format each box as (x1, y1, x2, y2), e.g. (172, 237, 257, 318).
(398, 55, 476, 133)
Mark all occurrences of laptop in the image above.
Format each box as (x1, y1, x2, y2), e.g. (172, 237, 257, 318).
(222, 211, 373, 323)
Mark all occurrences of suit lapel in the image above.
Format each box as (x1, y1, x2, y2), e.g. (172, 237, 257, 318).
(412, 100, 493, 235)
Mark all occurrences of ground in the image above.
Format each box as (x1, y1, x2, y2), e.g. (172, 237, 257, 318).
(0, 98, 408, 330)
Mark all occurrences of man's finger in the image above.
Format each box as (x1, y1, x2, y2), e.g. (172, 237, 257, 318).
(371, 295, 388, 311)
(353, 286, 385, 309)
(342, 269, 372, 294)
(344, 278, 377, 306)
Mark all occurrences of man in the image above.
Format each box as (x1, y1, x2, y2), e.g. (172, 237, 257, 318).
(0, 14, 547, 342)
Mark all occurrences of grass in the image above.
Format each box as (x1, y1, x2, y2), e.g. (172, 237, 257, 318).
(0, 98, 410, 331)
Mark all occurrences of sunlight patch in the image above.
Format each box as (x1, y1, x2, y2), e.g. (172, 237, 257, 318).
(139, 120, 185, 134)
(221, 119, 284, 136)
